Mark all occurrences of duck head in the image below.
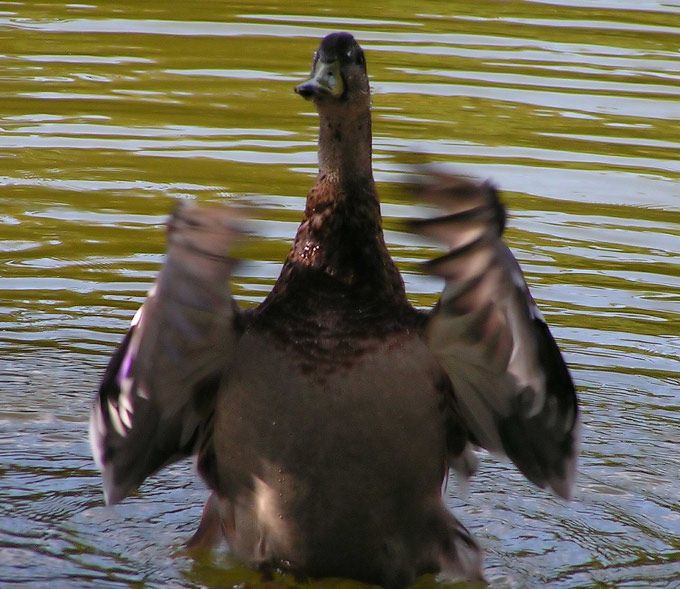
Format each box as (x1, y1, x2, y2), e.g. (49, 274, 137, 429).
(285, 32, 398, 289)
(294, 33, 374, 181)
(295, 32, 370, 118)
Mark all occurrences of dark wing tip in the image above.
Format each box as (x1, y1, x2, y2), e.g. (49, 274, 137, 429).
(500, 316, 580, 499)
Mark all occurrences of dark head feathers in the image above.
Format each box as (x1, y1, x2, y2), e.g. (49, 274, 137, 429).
(316, 32, 366, 69)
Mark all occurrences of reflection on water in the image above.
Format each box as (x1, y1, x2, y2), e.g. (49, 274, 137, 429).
(1, 1, 679, 587)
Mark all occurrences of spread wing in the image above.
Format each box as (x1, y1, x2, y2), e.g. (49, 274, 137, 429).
(410, 172, 579, 499)
(90, 203, 244, 505)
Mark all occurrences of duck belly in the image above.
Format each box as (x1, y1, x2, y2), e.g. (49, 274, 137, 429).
(198, 329, 476, 586)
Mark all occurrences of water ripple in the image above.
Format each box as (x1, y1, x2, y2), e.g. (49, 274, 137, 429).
(1, 2, 679, 588)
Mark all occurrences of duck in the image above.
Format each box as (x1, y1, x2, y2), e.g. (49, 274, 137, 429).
(89, 32, 579, 588)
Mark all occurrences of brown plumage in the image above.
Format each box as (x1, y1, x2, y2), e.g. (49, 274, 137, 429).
(90, 32, 578, 588)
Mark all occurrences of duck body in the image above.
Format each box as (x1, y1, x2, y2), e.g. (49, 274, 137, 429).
(206, 322, 461, 586)
(90, 32, 578, 588)
(194, 133, 477, 584)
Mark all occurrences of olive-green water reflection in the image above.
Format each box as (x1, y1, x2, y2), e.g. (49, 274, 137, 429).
(1, 1, 678, 587)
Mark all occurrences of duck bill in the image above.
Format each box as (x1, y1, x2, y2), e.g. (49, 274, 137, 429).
(295, 60, 344, 100)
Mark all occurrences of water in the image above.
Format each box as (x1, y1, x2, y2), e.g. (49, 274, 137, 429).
(1, 1, 679, 587)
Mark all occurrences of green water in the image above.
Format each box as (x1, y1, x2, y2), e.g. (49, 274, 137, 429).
(1, 1, 679, 587)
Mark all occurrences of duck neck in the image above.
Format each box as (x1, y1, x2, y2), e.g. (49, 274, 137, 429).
(317, 108, 374, 185)
(299, 107, 383, 269)
(277, 106, 405, 299)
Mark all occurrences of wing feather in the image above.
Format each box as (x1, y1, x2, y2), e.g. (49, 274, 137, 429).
(90, 203, 244, 504)
(410, 172, 579, 498)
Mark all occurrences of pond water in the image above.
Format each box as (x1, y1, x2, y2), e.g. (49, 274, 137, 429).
(1, 1, 679, 587)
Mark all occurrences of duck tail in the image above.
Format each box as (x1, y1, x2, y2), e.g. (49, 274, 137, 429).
(437, 511, 485, 584)
(186, 492, 233, 550)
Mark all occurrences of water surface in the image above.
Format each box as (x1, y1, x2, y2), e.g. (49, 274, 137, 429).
(1, 1, 679, 587)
